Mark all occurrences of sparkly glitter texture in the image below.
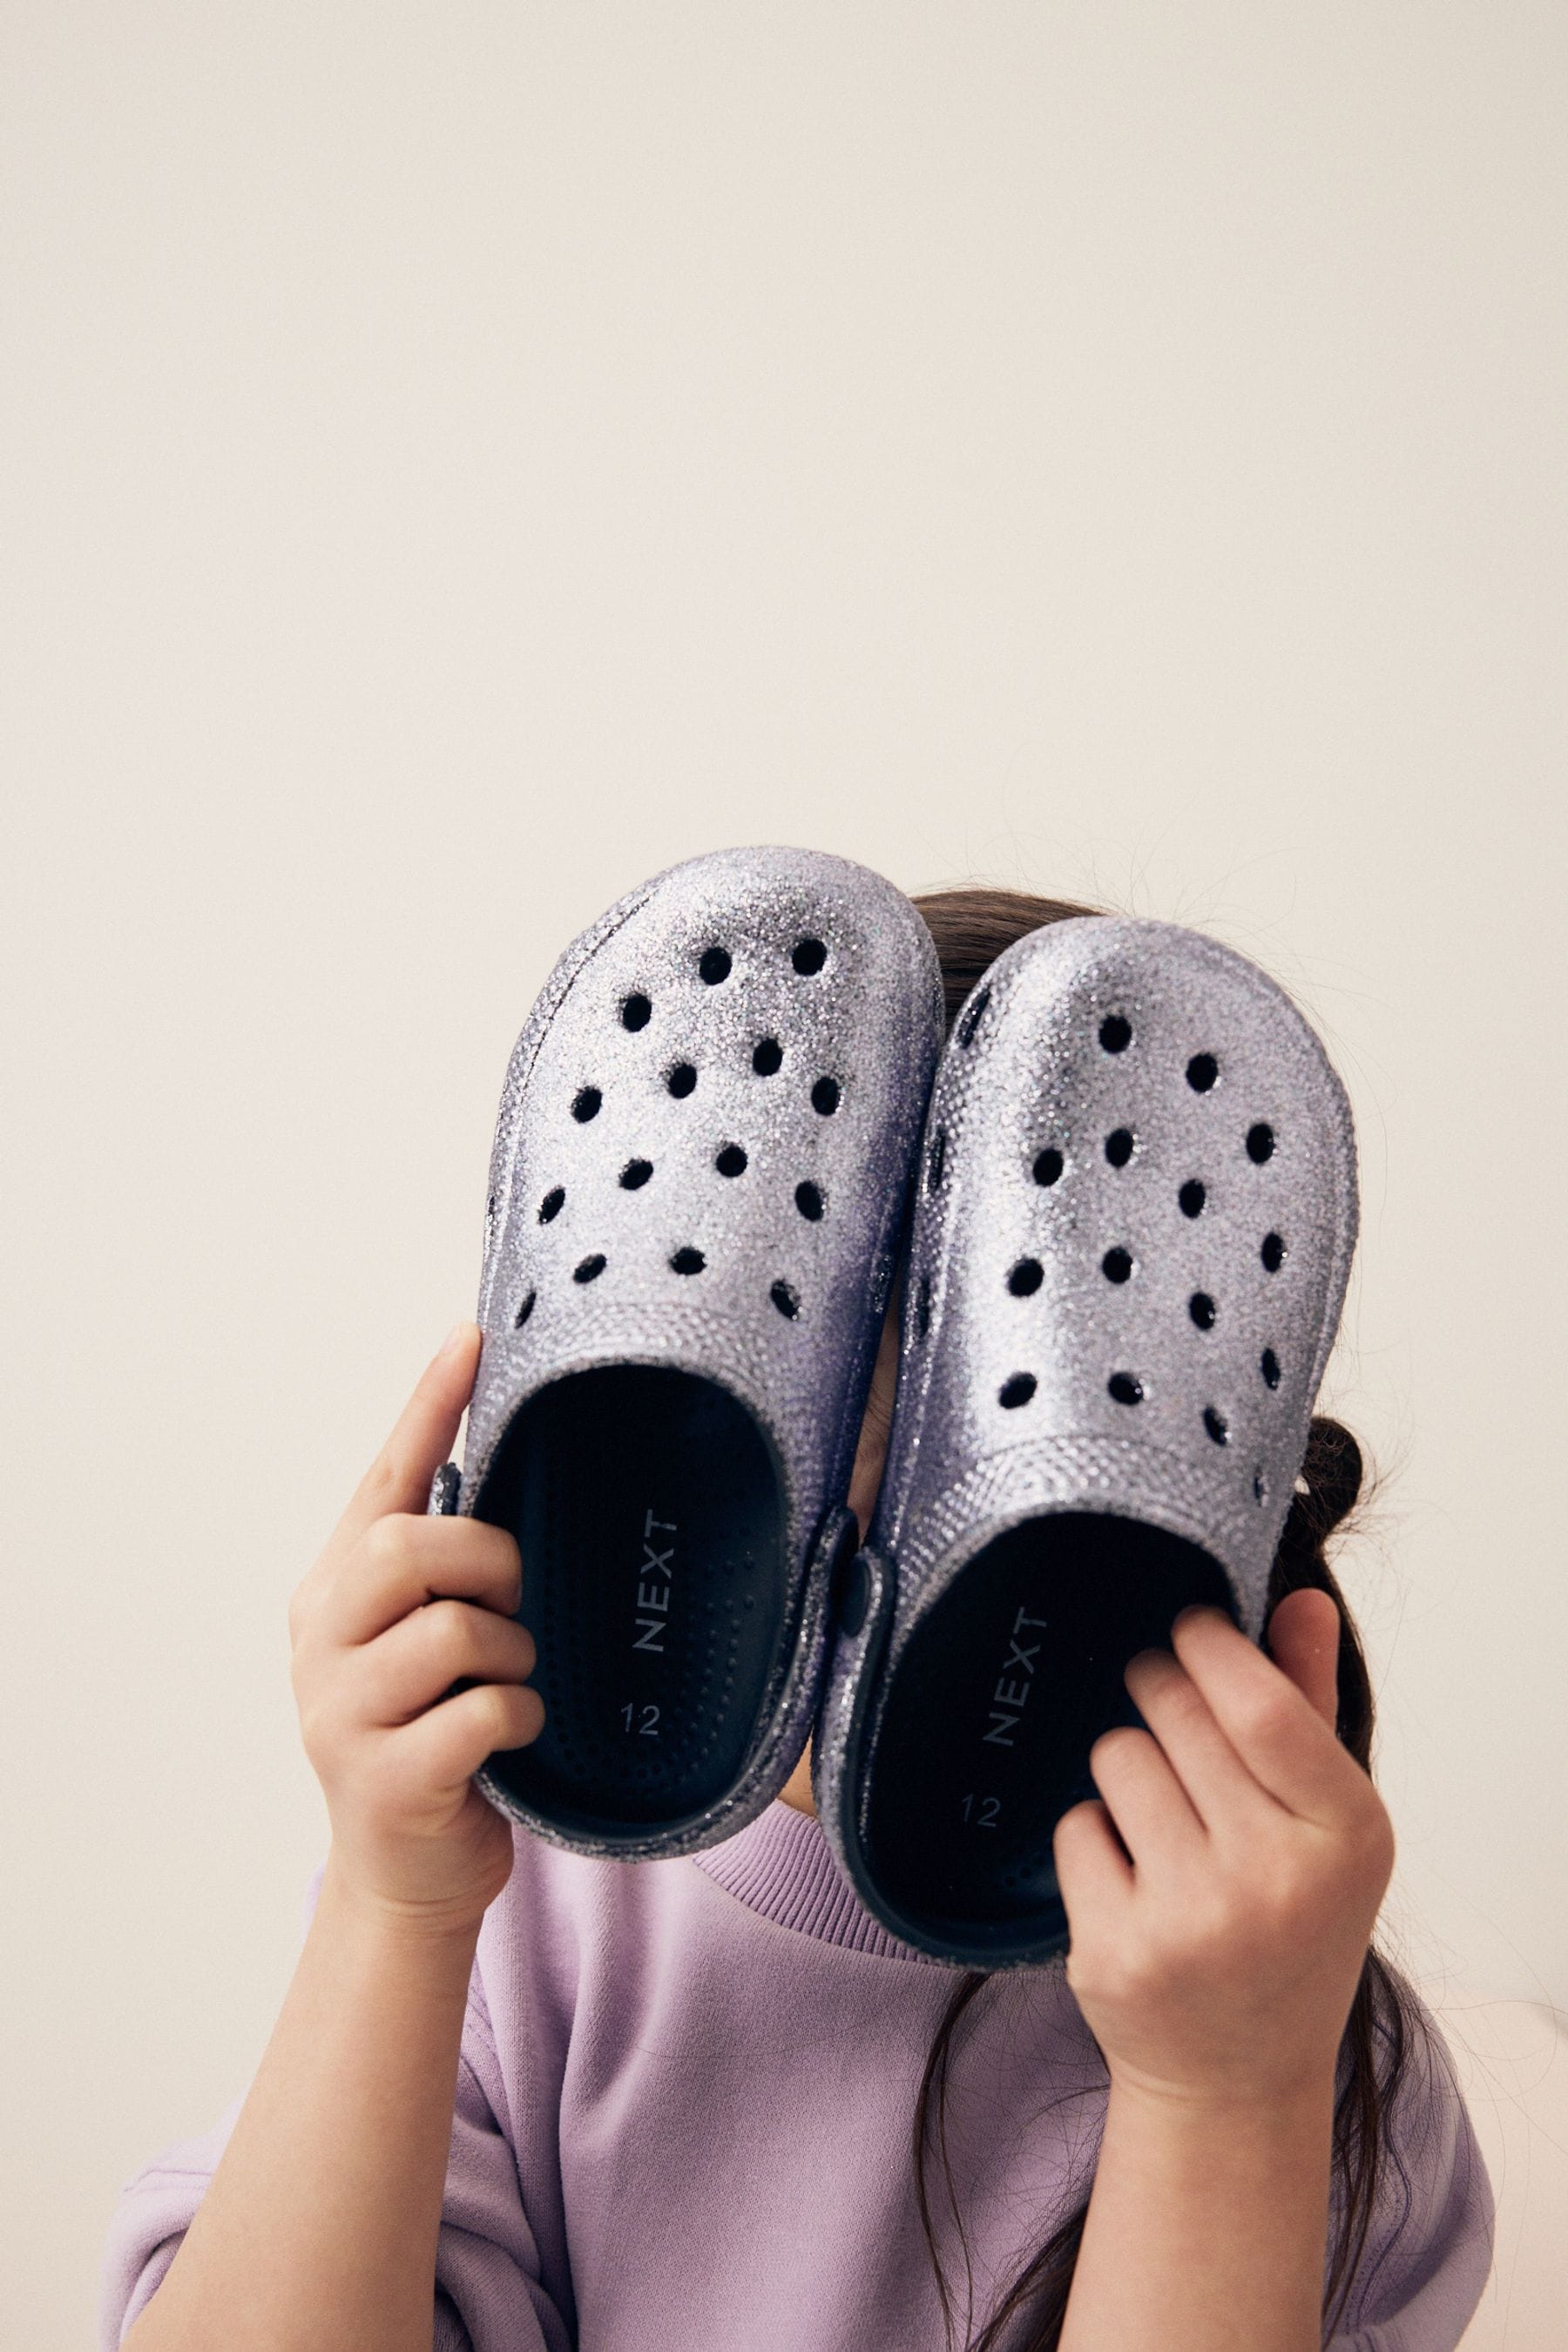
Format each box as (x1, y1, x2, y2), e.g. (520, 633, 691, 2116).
(445, 845, 944, 1862)
(813, 916, 1359, 1968)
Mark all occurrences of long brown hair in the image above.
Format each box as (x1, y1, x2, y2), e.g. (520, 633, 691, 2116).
(904, 886, 1417, 2352)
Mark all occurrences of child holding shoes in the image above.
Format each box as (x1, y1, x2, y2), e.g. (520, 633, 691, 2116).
(102, 887, 1493, 2352)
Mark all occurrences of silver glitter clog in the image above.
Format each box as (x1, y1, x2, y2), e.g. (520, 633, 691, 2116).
(429, 845, 944, 1861)
(814, 915, 1359, 1968)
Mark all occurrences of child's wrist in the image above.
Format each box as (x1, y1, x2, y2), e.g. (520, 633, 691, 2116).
(1104, 2060, 1336, 2142)
(1061, 2064, 1335, 2352)
(320, 1848, 490, 1957)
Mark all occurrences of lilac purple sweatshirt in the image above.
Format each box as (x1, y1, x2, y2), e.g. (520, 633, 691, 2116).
(101, 1798, 1494, 2350)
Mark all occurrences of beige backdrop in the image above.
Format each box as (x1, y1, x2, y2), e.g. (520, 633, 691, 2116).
(3, 5, 1564, 2346)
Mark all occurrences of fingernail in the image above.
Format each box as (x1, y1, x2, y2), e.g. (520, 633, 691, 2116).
(438, 1321, 470, 1358)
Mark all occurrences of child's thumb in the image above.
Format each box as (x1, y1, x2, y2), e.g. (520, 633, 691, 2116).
(334, 1321, 482, 1551)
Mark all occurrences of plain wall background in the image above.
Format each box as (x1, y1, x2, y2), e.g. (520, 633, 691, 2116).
(3, 5, 1564, 2345)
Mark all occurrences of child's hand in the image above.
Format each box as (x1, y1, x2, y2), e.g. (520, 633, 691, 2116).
(287, 1324, 543, 1935)
(1052, 1591, 1396, 2112)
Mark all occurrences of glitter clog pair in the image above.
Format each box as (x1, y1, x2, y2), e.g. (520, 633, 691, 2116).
(432, 847, 1357, 1968)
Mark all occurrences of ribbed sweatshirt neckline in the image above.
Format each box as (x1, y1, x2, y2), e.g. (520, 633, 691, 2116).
(692, 1798, 948, 1963)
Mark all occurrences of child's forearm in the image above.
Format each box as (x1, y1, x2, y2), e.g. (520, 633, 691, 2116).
(1058, 2074, 1336, 2352)
(123, 1855, 481, 2352)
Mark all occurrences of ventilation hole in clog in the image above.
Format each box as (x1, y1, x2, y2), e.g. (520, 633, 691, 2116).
(571, 1086, 602, 1122)
(1186, 1052, 1219, 1092)
(486, 1191, 496, 1219)
(538, 1186, 565, 1222)
(753, 1037, 783, 1076)
(1247, 1122, 1275, 1164)
(670, 1247, 706, 1274)
(1099, 1014, 1132, 1053)
(927, 1128, 947, 1190)
(999, 1373, 1037, 1409)
(1108, 1372, 1144, 1406)
(1203, 1406, 1229, 1445)
(811, 1076, 841, 1117)
(791, 936, 827, 975)
(1008, 1257, 1044, 1296)
(1033, 1146, 1064, 1186)
(915, 1274, 930, 1335)
(700, 946, 732, 984)
(1260, 1348, 1281, 1389)
(1261, 1230, 1286, 1272)
(1253, 1470, 1267, 1504)
(1179, 1179, 1206, 1218)
(621, 993, 652, 1031)
(667, 1063, 698, 1098)
(958, 985, 991, 1047)
(1189, 1290, 1217, 1329)
(1105, 1127, 1135, 1168)
(573, 1254, 605, 1283)
(715, 1144, 747, 1178)
(770, 1279, 800, 1319)
(794, 1179, 823, 1221)
(620, 1159, 653, 1189)
(1102, 1247, 1133, 1284)
(514, 1288, 536, 1328)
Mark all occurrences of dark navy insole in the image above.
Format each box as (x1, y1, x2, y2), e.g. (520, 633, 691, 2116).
(471, 1365, 787, 1836)
(863, 1515, 1233, 1957)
